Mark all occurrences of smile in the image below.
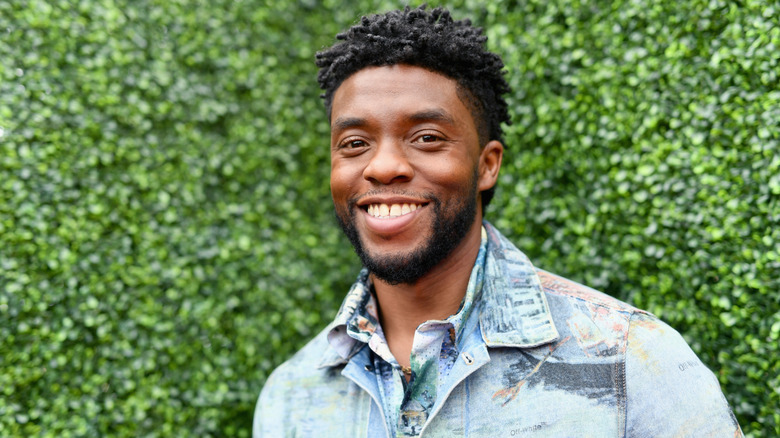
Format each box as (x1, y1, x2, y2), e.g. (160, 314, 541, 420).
(366, 203, 423, 219)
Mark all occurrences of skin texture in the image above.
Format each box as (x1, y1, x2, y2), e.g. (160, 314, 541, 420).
(329, 65, 503, 370)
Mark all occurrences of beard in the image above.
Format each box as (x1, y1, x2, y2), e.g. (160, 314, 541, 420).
(334, 174, 479, 286)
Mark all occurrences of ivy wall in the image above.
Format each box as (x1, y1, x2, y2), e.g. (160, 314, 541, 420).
(1, 0, 777, 436)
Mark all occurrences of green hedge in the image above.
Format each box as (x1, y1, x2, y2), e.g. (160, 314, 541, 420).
(1, 0, 777, 436)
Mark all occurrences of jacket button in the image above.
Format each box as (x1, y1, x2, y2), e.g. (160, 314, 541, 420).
(462, 352, 474, 365)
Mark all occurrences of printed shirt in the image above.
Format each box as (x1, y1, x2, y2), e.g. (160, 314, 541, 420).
(326, 228, 488, 436)
(254, 221, 743, 438)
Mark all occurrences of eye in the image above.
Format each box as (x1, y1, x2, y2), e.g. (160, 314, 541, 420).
(414, 132, 444, 144)
(339, 138, 368, 149)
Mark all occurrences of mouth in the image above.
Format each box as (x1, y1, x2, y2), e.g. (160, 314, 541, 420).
(352, 196, 433, 237)
(363, 202, 425, 219)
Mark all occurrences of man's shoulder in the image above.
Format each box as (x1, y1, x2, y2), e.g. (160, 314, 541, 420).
(254, 325, 366, 436)
(529, 269, 665, 356)
(535, 268, 647, 316)
(481, 222, 660, 348)
(262, 325, 336, 387)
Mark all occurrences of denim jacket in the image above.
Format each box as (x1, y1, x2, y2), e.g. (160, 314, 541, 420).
(254, 222, 742, 437)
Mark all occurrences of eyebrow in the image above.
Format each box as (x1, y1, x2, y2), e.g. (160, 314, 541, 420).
(332, 117, 366, 132)
(332, 109, 456, 133)
(407, 109, 456, 126)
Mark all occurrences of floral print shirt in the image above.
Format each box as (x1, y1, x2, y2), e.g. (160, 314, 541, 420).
(326, 228, 488, 436)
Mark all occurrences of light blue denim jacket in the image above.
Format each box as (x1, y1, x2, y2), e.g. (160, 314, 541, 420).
(254, 222, 742, 437)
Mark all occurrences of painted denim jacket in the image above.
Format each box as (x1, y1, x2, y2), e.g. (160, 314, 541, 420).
(254, 222, 742, 437)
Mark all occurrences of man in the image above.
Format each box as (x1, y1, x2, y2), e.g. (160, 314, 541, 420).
(255, 6, 741, 437)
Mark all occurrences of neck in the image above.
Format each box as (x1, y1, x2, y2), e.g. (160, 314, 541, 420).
(371, 217, 483, 369)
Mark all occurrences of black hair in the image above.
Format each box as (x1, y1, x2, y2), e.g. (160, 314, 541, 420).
(316, 5, 511, 208)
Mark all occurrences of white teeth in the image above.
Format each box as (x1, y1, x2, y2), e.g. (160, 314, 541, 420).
(367, 203, 422, 218)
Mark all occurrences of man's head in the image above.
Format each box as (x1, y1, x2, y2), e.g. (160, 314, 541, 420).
(316, 5, 511, 207)
(318, 6, 510, 285)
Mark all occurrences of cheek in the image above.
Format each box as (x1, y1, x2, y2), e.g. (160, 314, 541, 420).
(330, 161, 360, 200)
(421, 156, 478, 194)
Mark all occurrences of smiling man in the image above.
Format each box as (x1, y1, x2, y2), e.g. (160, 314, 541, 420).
(254, 6, 741, 437)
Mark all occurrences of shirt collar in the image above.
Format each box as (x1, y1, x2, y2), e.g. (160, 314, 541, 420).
(319, 221, 559, 368)
(320, 269, 373, 367)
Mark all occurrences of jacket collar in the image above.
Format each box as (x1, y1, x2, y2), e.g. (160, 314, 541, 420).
(318, 221, 559, 368)
(478, 222, 559, 348)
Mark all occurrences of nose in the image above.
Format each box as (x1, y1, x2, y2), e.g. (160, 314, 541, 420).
(362, 140, 414, 184)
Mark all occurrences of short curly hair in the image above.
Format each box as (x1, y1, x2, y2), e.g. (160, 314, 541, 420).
(316, 5, 511, 208)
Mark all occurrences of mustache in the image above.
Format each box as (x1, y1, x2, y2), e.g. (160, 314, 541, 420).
(347, 190, 438, 208)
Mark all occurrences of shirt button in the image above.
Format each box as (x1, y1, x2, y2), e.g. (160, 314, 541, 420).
(462, 352, 475, 365)
(364, 364, 374, 372)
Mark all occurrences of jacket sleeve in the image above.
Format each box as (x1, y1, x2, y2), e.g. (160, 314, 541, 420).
(624, 312, 743, 437)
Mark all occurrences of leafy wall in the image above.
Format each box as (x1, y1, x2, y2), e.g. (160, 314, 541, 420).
(1, 0, 777, 436)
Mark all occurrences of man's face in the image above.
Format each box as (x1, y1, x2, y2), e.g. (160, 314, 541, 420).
(329, 64, 500, 285)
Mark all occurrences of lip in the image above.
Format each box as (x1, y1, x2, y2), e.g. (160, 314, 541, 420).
(360, 205, 425, 236)
(356, 195, 430, 208)
(355, 195, 430, 237)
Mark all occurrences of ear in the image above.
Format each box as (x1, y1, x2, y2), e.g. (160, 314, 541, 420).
(477, 140, 504, 192)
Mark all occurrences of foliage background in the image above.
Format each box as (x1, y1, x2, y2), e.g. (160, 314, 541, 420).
(1, 0, 777, 436)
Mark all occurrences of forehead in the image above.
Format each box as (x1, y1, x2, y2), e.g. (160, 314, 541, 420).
(330, 64, 474, 128)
